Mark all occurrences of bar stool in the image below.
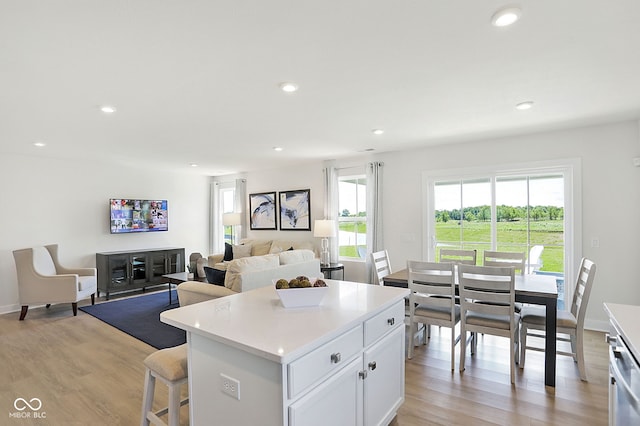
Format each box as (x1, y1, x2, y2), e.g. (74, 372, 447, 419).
(141, 344, 189, 426)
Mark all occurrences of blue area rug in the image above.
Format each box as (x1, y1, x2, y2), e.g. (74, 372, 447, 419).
(79, 290, 186, 349)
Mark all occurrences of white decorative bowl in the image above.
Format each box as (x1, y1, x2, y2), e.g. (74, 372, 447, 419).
(273, 278, 328, 308)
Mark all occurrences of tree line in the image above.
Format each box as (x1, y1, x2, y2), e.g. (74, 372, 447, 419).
(436, 205, 563, 222)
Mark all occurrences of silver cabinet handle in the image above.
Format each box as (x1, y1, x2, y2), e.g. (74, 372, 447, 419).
(605, 333, 617, 345)
(387, 318, 395, 326)
(330, 353, 341, 364)
(368, 361, 377, 371)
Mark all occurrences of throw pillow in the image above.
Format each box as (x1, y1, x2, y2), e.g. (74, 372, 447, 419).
(224, 243, 233, 261)
(232, 244, 252, 259)
(203, 266, 226, 286)
(250, 240, 272, 256)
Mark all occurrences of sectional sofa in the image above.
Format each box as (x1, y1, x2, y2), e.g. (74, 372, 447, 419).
(177, 248, 321, 306)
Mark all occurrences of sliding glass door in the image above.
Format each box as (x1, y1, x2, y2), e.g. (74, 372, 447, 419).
(426, 161, 577, 308)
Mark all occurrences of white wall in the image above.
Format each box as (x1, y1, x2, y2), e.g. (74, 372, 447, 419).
(0, 153, 210, 314)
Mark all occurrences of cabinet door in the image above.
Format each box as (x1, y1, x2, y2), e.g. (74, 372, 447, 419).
(130, 254, 148, 284)
(108, 255, 130, 288)
(149, 252, 167, 282)
(363, 326, 404, 426)
(166, 250, 183, 273)
(289, 357, 363, 426)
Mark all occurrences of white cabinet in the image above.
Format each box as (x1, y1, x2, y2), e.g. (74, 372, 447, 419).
(364, 326, 405, 426)
(290, 302, 405, 426)
(161, 280, 409, 426)
(289, 357, 362, 426)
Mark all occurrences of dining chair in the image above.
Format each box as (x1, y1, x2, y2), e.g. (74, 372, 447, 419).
(439, 248, 477, 265)
(482, 250, 526, 313)
(371, 250, 392, 285)
(519, 258, 596, 381)
(458, 264, 518, 384)
(407, 261, 460, 370)
(483, 250, 526, 276)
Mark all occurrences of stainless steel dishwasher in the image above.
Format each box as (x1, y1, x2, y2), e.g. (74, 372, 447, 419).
(607, 317, 640, 425)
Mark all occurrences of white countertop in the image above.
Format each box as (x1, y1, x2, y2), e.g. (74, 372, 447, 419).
(603, 302, 640, 362)
(161, 280, 409, 364)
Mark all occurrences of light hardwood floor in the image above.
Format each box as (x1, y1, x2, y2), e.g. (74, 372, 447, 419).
(0, 292, 609, 425)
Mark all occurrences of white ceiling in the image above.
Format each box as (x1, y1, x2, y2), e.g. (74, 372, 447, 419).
(2, 1, 640, 176)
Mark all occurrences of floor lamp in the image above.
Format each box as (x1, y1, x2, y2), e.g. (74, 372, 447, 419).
(314, 219, 336, 267)
(223, 212, 242, 245)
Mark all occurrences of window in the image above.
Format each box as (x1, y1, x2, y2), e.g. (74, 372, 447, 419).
(220, 187, 235, 244)
(338, 174, 367, 259)
(426, 161, 578, 309)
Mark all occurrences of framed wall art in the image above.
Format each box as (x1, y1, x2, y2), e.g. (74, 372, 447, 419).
(249, 192, 277, 230)
(279, 189, 311, 231)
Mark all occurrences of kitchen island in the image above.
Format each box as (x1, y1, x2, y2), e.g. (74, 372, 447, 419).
(161, 279, 409, 426)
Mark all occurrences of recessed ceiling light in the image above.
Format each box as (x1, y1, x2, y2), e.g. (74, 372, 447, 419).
(279, 82, 298, 93)
(189, 163, 198, 167)
(100, 105, 116, 114)
(491, 6, 522, 27)
(33, 141, 46, 147)
(273, 147, 283, 152)
(372, 129, 384, 135)
(515, 101, 534, 110)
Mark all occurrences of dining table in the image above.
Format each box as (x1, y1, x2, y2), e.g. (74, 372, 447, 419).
(383, 268, 559, 387)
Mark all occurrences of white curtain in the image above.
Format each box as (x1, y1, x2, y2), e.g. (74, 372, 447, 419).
(323, 165, 339, 263)
(211, 182, 220, 254)
(235, 178, 247, 240)
(366, 161, 384, 283)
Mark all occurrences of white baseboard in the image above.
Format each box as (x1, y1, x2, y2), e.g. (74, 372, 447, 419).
(0, 303, 20, 316)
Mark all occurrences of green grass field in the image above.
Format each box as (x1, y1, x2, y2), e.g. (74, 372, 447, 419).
(337, 219, 564, 273)
(436, 220, 564, 272)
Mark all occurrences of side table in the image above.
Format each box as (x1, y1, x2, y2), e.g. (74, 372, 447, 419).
(320, 263, 344, 280)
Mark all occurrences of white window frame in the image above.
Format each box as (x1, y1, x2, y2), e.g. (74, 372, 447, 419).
(422, 158, 582, 303)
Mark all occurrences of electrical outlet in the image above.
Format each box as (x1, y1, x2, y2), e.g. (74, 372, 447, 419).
(220, 373, 240, 400)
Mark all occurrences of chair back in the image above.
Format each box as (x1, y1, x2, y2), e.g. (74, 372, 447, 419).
(32, 246, 58, 275)
(371, 250, 392, 285)
(571, 258, 596, 325)
(483, 250, 525, 276)
(440, 248, 477, 265)
(407, 260, 456, 313)
(457, 264, 516, 320)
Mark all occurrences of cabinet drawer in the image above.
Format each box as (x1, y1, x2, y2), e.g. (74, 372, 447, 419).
(288, 325, 363, 399)
(364, 301, 405, 347)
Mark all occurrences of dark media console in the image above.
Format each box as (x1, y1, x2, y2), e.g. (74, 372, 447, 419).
(96, 247, 185, 299)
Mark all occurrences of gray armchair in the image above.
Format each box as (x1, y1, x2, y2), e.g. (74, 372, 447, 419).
(12, 244, 97, 320)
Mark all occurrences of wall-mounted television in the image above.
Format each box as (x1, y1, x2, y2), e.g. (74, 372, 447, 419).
(110, 199, 168, 234)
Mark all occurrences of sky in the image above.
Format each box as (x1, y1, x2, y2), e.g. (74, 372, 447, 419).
(434, 176, 564, 211)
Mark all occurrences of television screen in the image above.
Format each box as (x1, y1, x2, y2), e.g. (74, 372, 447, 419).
(110, 199, 168, 234)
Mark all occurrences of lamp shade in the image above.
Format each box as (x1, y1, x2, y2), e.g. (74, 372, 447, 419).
(223, 212, 242, 226)
(314, 220, 336, 238)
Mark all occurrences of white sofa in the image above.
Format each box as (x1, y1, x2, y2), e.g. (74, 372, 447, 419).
(195, 238, 317, 278)
(178, 249, 321, 306)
